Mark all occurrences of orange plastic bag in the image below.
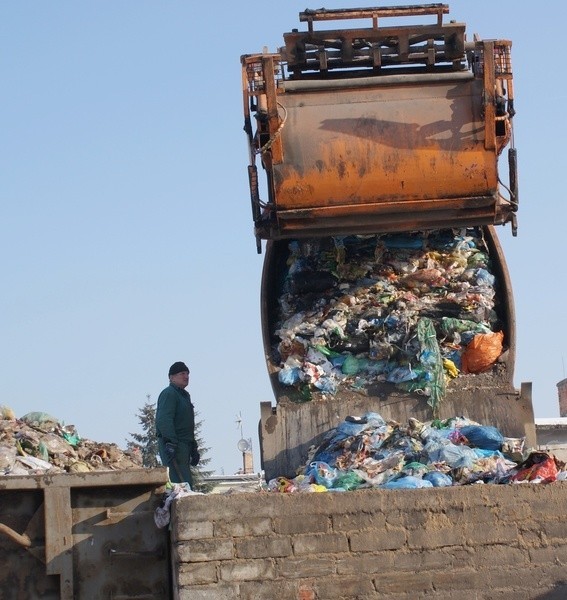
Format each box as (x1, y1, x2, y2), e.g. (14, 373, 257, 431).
(461, 331, 503, 374)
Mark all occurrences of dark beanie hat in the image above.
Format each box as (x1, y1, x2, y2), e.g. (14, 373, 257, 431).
(169, 361, 189, 376)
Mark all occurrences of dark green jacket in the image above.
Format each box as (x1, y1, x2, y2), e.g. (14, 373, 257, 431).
(155, 383, 195, 445)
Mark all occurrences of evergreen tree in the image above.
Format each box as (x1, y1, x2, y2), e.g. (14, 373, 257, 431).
(191, 411, 214, 493)
(127, 394, 160, 467)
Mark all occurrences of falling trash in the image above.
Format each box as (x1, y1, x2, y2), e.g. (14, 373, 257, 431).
(271, 228, 506, 410)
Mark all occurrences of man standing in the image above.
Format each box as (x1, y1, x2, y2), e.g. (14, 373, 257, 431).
(156, 361, 200, 486)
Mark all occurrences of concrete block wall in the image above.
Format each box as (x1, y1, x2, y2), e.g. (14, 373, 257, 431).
(171, 485, 567, 599)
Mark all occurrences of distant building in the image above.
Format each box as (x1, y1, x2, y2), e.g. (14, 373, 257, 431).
(536, 418, 567, 462)
(534, 379, 567, 462)
(204, 473, 264, 494)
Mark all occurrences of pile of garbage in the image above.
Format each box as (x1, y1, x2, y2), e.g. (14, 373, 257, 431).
(274, 228, 505, 410)
(0, 406, 142, 476)
(267, 413, 566, 493)
(154, 482, 203, 528)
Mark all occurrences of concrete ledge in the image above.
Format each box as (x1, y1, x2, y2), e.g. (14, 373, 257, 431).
(171, 484, 567, 598)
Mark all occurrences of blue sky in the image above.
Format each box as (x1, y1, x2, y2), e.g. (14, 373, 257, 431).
(2, 1, 565, 476)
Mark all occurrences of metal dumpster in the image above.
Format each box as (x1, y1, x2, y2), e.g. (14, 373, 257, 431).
(0, 469, 169, 600)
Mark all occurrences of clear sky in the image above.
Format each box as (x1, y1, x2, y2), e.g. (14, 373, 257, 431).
(2, 1, 565, 476)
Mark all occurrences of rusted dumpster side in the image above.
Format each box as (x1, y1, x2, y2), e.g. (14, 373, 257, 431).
(0, 469, 169, 600)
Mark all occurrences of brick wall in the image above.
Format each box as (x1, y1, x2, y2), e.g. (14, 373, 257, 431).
(558, 378, 567, 417)
(170, 485, 567, 599)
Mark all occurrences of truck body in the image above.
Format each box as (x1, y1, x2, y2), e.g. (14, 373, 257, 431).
(241, 4, 534, 480)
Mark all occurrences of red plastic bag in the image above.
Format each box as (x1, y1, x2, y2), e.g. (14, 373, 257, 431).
(461, 331, 503, 374)
(511, 452, 558, 483)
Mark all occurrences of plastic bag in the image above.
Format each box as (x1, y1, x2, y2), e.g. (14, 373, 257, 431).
(501, 436, 525, 456)
(474, 268, 495, 286)
(364, 412, 387, 427)
(402, 461, 428, 477)
(342, 355, 362, 375)
(439, 317, 490, 336)
(401, 268, 446, 290)
(154, 483, 198, 528)
(278, 366, 301, 386)
(21, 412, 60, 431)
(15, 454, 53, 472)
(61, 427, 81, 446)
(314, 377, 338, 394)
(37, 442, 50, 462)
(423, 471, 453, 487)
(333, 471, 365, 491)
(511, 452, 558, 483)
(459, 425, 504, 451)
(335, 419, 368, 438)
(461, 331, 504, 374)
(416, 317, 445, 412)
(386, 366, 418, 383)
(305, 461, 337, 488)
(425, 439, 476, 469)
(381, 475, 433, 489)
(267, 477, 297, 493)
(443, 358, 459, 378)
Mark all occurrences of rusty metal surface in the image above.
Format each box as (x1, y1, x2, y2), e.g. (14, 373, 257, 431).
(242, 6, 517, 246)
(287, 5, 461, 72)
(71, 485, 169, 599)
(299, 4, 450, 23)
(0, 490, 58, 598)
(283, 22, 466, 70)
(0, 469, 169, 600)
(270, 77, 498, 230)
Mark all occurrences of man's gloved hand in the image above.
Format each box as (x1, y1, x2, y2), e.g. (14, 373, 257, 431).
(190, 442, 200, 467)
(165, 442, 177, 463)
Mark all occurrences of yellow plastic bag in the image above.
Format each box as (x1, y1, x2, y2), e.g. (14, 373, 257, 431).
(443, 358, 459, 378)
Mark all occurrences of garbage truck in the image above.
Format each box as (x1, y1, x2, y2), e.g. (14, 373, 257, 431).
(241, 3, 535, 480)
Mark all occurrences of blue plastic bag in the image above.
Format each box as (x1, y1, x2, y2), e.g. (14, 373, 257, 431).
(314, 377, 338, 394)
(335, 420, 368, 438)
(278, 366, 301, 386)
(425, 439, 476, 468)
(386, 366, 418, 383)
(460, 425, 504, 451)
(381, 475, 433, 489)
(423, 471, 453, 487)
(305, 461, 337, 488)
